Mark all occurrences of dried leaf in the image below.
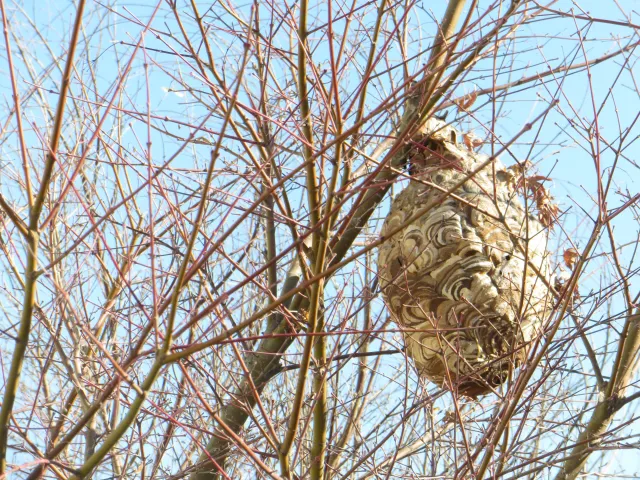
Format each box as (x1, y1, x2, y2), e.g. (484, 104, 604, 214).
(537, 202, 559, 227)
(527, 175, 552, 184)
(442, 411, 458, 424)
(507, 161, 533, 190)
(526, 177, 559, 227)
(463, 132, 483, 150)
(509, 160, 533, 176)
(505, 163, 559, 226)
(563, 248, 580, 269)
(454, 90, 478, 111)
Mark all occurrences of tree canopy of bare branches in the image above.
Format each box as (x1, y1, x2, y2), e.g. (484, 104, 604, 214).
(1, 0, 640, 479)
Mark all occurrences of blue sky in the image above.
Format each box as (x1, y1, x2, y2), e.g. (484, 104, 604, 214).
(1, 0, 640, 477)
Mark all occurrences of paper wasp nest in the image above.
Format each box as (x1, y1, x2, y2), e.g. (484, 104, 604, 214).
(377, 119, 552, 397)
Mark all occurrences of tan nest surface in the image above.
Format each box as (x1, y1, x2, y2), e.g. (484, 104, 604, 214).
(377, 119, 552, 397)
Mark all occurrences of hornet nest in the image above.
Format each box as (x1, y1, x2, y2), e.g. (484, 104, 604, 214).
(377, 118, 553, 397)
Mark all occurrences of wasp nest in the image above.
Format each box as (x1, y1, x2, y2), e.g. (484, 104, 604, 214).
(377, 118, 552, 397)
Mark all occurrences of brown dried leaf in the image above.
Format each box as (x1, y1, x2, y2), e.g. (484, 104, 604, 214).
(563, 248, 580, 269)
(539, 204, 559, 227)
(509, 160, 532, 175)
(463, 133, 483, 150)
(535, 193, 559, 227)
(507, 161, 533, 190)
(442, 411, 458, 424)
(453, 90, 478, 111)
(527, 175, 552, 184)
(526, 177, 559, 227)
